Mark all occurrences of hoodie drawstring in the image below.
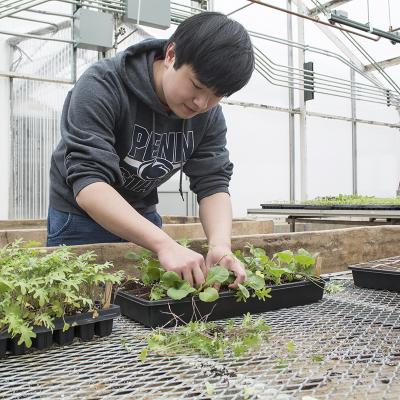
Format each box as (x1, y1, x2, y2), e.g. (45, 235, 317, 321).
(179, 120, 185, 202)
(152, 112, 156, 149)
(153, 111, 185, 202)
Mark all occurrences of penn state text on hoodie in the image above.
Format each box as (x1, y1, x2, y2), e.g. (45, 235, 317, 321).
(49, 39, 233, 215)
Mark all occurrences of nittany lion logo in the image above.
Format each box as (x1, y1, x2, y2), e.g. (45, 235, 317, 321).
(137, 158, 173, 180)
(120, 123, 194, 192)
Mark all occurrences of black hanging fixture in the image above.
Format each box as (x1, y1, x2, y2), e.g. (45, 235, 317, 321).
(328, 10, 400, 44)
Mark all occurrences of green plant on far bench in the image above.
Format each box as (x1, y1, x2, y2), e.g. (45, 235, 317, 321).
(305, 194, 400, 205)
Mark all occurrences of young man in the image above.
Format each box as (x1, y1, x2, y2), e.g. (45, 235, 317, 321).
(47, 12, 255, 288)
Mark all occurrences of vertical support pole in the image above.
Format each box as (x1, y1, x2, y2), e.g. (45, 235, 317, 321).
(350, 68, 357, 195)
(288, 217, 296, 232)
(297, 2, 308, 202)
(0, 39, 11, 219)
(71, 4, 78, 83)
(287, 0, 296, 203)
(190, 0, 206, 216)
(8, 77, 13, 219)
(71, 46, 77, 83)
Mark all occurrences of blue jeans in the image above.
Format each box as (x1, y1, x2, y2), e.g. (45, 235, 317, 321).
(47, 206, 162, 247)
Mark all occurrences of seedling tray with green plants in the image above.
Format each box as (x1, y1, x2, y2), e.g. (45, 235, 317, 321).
(114, 245, 326, 328)
(348, 255, 400, 292)
(261, 194, 400, 210)
(0, 241, 122, 358)
(0, 305, 120, 357)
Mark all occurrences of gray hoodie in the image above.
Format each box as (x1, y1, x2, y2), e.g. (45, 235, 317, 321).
(49, 39, 233, 215)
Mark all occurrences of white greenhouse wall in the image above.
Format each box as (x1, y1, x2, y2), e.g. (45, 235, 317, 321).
(0, 0, 399, 218)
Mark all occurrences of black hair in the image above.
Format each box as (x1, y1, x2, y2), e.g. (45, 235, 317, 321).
(166, 12, 254, 97)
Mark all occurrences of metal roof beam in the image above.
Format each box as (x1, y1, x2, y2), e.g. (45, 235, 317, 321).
(365, 56, 400, 72)
(291, 0, 386, 89)
(308, 0, 353, 17)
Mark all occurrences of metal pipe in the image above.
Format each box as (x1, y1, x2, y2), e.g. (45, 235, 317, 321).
(0, 0, 49, 20)
(6, 19, 71, 46)
(246, 0, 380, 41)
(341, 30, 400, 95)
(0, 0, 41, 10)
(308, 0, 353, 17)
(0, 30, 74, 44)
(0, 70, 74, 85)
(351, 68, 357, 195)
(254, 47, 400, 102)
(254, 63, 399, 107)
(254, 51, 400, 104)
(59, 0, 125, 13)
(224, 98, 400, 129)
(6, 15, 59, 30)
(287, 0, 295, 202)
(297, 1, 307, 202)
(227, 3, 253, 17)
(24, 8, 74, 18)
(328, 13, 400, 44)
(171, 1, 204, 12)
(248, 30, 385, 91)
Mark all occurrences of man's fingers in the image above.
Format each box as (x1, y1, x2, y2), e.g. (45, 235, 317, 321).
(200, 260, 208, 278)
(213, 282, 221, 292)
(182, 269, 194, 288)
(228, 263, 246, 289)
(193, 266, 206, 288)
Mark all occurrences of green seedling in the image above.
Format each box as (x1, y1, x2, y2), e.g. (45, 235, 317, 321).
(0, 240, 122, 347)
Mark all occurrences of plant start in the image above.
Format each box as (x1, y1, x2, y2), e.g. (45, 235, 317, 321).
(0, 240, 122, 347)
(138, 313, 271, 362)
(122, 244, 321, 303)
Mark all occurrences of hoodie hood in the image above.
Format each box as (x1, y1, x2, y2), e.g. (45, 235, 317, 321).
(116, 39, 181, 119)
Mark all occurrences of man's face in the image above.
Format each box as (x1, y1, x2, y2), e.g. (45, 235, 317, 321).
(161, 44, 223, 119)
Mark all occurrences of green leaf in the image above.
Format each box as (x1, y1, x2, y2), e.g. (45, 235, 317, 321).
(141, 265, 162, 285)
(125, 251, 140, 260)
(205, 382, 215, 396)
(199, 287, 219, 302)
(139, 347, 148, 362)
(274, 250, 294, 264)
(244, 270, 265, 290)
(167, 281, 196, 300)
(311, 354, 324, 362)
(150, 285, 166, 301)
(17, 325, 36, 348)
(254, 287, 272, 301)
(205, 266, 229, 286)
(160, 271, 182, 287)
(294, 254, 315, 267)
(287, 340, 296, 353)
(0, 278, 12, 294)
(177, 238, 191, 248)
(34, 313, 55, 330)
(24, 240, 42, 248)
(236, 284, 250, 302)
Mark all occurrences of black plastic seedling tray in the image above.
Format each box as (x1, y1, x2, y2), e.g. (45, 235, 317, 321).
(260, 203, 306, 209)
(349, 260, 400, 292)
(260, 203, 400, 211)
(115, 279, 326, 328)
(0, 305, 120, 358)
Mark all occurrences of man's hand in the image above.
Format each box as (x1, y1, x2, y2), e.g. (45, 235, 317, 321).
(156, 241, 207, 288)
(205, 245, 246, 289)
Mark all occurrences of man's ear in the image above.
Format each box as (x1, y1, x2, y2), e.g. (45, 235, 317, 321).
(164, 42, 176, 68)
